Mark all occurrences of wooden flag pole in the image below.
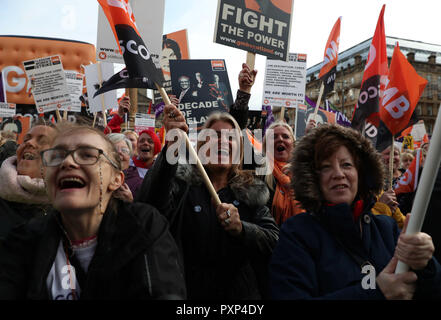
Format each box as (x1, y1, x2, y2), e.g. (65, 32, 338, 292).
(396, 104, 441, 274)
(279, 107, 286, 121)
(389, 137, 395, 190)
(92, 113, 97, 128)
(55, 109, 62, 123)
(155, 83, 221, 206)
(246, 52, 256, 70)
(96, 62, 108, 128)
(63, 110, 68, 121)
(313, 82, 325, 119)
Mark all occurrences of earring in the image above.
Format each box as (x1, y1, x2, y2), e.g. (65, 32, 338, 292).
(99, 162, 104, 215)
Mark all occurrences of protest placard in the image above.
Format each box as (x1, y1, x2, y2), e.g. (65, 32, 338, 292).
(170, 59, 233, 128)
(295, 104, 336, 139)
(214, 0, 293, 61)
(84, 62, 118, 113)
(96, 0, 165, 69)
(134, 113, 155, 134)
(64, 70, 84, 113)
(262, 53, 306, 109)
(154, 29, 190, 104)
(0, 103, 16, 118)
(22, 55, 71, 114)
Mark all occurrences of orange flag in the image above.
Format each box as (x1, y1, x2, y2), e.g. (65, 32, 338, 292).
(318, 17, 342, 96)
(380, 43, 428, 135)
(395, 149, 422, 194)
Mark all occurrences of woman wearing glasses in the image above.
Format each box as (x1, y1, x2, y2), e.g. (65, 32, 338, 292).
(0, 124, 185, 300)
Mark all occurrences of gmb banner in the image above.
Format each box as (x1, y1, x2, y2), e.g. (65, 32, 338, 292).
(214, 0, 293, 61)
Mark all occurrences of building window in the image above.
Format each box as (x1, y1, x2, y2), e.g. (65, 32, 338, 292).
(427, 122, 433, 135)
(438, 76, 441, 100)
(427, 74, 433, 99)
(416, 105, 422, 115)
(427, 105, 433, 116)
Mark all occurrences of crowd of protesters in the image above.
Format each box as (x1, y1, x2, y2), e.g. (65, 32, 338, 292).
(0, 63, 440, 300)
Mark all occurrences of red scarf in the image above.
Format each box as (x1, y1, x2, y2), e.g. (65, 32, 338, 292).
(325, 199, 364, 222)
(132, 157, 153, 169)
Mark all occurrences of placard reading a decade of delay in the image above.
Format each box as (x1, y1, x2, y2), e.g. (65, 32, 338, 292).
(262, 53, 306, 108)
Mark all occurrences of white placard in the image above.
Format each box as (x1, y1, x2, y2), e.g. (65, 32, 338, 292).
(262, 53, 307, 109)
(411, 122, 427, 141)
(0, 102, 16, 118)
(96, 0, 165, 69)
(22, 55, 71, 113)
(135, 113, 155, 134)
(84, 63, 118, 113)
(64, 70, 84, 113)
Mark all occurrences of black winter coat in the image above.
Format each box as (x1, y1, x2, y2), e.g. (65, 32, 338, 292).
(0, 200, 186, 299)
(0, 198, 49, 245)
(136, 147, 279, 300)
(270, 202, 441, 299)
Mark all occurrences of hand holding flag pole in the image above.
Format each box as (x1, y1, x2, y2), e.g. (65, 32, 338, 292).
(395, 105, 441, 274)
(156, 84, 222, 206)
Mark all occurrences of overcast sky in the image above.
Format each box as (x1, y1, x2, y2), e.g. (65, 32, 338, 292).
(1, 0, 441, 110)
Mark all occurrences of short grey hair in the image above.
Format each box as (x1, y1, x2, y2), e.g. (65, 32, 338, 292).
(107, 133, 133, 157)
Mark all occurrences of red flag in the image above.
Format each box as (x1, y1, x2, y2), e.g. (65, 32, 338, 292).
(395, 149, 422, 194)
(351, 5, 388, 137)
(380, 44, 428, 135)
(318, 17, 342, 96)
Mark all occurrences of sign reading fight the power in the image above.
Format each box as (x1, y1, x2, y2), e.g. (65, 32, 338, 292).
(214, 0, 293, 61)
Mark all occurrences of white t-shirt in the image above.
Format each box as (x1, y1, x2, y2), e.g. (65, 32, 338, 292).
(46, 238, 97, 300)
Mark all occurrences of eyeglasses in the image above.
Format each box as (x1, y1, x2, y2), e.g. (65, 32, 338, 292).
(41, 146, 119, 169)
(117, 147, 130, 155)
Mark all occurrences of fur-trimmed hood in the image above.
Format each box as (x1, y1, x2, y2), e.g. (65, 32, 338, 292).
(290, 124, 385, 213)
(175, 164, 269, 208)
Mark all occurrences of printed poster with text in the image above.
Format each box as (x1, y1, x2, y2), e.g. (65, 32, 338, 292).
(134, 113, 155, 134)
(170, 59, 233, 128)
(295, 104, 336, 140)
(214, 0, 293, 61)
(262, 53, 307, 108)
(22, 55, 71, 114)
(0, 102, 16, 118)
(64, 70, 85, 113)
(96, 0, 165, 69)
(154, 29, 190, 104)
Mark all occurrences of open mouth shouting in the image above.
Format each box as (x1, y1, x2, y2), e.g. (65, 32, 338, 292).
(22, 151, 38, 161)
(58, 176, 86, 191)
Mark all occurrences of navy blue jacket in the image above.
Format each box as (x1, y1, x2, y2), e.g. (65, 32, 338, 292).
(269, 202, 441, 299)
